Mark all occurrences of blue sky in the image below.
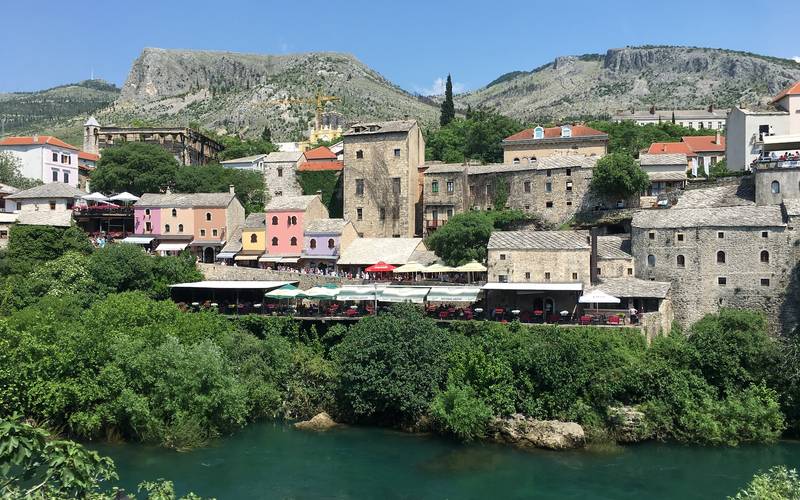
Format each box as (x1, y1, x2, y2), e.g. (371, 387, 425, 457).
(0, 0, 797, 94)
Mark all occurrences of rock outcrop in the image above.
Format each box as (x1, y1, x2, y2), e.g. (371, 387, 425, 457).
(608, 405, 652, 443)
(293, 412, 338, 431)
(487, 414, 585, 450)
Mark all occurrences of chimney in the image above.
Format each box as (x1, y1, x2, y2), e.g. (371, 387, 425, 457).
(649, 105, 655, 115)
(165, 186, 171, 194)
(316, 189, 322, 197)
(708, 104, 714, 113)
(715, 129, 721, 145)
(229, 184, 235, 194)
(589, 227, 599, 286)
(32, 134, 39, 143)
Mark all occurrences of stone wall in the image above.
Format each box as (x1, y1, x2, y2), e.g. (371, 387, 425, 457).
(422, 168, 468, 234)
(488, 247, 590, 285)
(198, 263, 361, 289)
(264, 159, 303, 198)
(598, 257, 635, 279)
(754, 167, 800, 206)
(502, 140, 606, 164)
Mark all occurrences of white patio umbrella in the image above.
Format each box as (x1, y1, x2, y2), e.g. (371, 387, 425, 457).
(109, 192, 140, 203)
(82, 192, 109, 202)
(392, 261, 426, 273)
(578, 290, 621, 304)
(424, 263, 456, 273)
(456, 260, 487, 284)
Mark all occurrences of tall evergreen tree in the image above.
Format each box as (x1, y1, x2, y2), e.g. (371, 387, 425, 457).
(261, 126, 272, 142)
(440, 74, 455, 126)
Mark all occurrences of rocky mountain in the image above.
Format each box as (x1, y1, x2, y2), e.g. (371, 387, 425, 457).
(101, 48, 439, 140)
(459, 46, 800, 122)
(0, 80, 120, 145)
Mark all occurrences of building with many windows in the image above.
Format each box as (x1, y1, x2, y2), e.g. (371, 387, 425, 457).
(501, 124, 607, 164)
(612, 107, 727, 130)
(0, 135, 80, 187)
(262, 194, 328, 267)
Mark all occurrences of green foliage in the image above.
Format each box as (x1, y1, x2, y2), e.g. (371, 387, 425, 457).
(216, 135, 275, 162)
(730, 466, 800, 500)
(492, 177, 509, 210)
(430, 384, 492, 441)
(587, 120, 716, 156)
(333, 304, 455, 425)
(426, 109, 523, 164)
(590, 151, 650, 200)
(5, 224, 92, 275)
(297, 170, 343, 217)
(440, 74, 455, 126)
(91, 142, 181, 195)
(173, 163, 265, 213)
(0, 151, 41, 190)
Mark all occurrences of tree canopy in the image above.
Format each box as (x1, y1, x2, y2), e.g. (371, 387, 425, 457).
(587, 120, 717, 157)
(590, 151, 650, 200)
(174, 164, 265, 213)
(90, 142, 180, 195)
(0, 151, 41, 190)
(426, 109, 523, 164)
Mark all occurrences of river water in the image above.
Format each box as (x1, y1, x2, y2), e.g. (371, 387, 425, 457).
(91, 422, 800, 499)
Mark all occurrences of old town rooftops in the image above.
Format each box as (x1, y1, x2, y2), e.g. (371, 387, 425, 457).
(265, 194, 319, 211)
(343, 120, 416, 136)
(220, 154, 269, 164)
(305, 218, 349, 233)
(244, 213, 266, 229)
(488, 230, 591, 250)
(136, 192, 236, 208)
(0, 135, 79, 151)
(264, 151, 304, 163)
(632, 205, 784, 229)
(503, 125, 607, 143)
(6, 183, 85, 200)
(424, 156, 598, 175)
(639, 153, 688, 166)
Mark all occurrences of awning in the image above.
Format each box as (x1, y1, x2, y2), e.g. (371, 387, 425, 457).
(216, 252, 237, 259)
(170, 280, 295, 290)
(303, 284, 340, 299)
(155, 242, 188, 252)
(189, 240, 225, 247)
(300, 254, 338, 260)
(427, 286, 482, 303)
(265, 284, 303, 299)
(336, 286, 384, 301)
(456, 261, 487, 272)
(121, 236, 154, 245)
(424, 263, 457, 273)
(259, 256, 281, 263)
(763, 134, 800, 151)
(279, 257, 300, 264)
(234, 254, 260, 261)
(380, 287, 429, 303)
(482, 282, 583, 292)
(393, 262, 426, 273)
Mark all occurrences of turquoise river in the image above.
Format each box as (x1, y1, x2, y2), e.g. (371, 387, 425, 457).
(91, 422, 800, 499)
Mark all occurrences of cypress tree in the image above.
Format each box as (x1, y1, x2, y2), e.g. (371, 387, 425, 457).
(440, 74, 455, 126)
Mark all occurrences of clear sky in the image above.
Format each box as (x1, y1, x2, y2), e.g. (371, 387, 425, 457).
(0, 0, 797, 94)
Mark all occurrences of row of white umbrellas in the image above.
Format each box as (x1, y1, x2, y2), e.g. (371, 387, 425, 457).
(393, 260, 487, 273)
(81, 192, 140, 203)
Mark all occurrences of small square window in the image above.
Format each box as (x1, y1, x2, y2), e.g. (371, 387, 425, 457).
(572, 272, 578, 280)
(677, 233, 684, 242)
(545, 201, 553, 208)
(544, 272, 551, 280)
(525, 272, 531, 280)
(761, 278, 770, 286)
(627, 268, 633, 275)
(212, 229, 218, 237)
(498, 275, 508, 283)
(499, 254, 506, 260)
(356, 150, 364, 159)
(524, 204, 530, 210)
(565, 181, 573, 191)
(762, 231, 768, 238)
(649, 232, 655, 240)
(718, 277, 727, 286)
(393, 148, 401, 157)
(49, 201, 56, 210)
(545, 182, 552, 193)
(200, 229, 206, 237)
(277, 167, 283, 177)
(546, 170, 552, 177)
(356, 208, 363, 221)
(566, 201, 572, 206)
(565, 168, 572, 176)
(596, 268, 602, 275)
(718, 232, 724, 239)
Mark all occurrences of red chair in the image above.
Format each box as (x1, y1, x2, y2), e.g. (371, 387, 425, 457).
(607, 315, 621, 325)
(439, 311, 449, 320)
(345, 308, 359, 317)
(579, 315, 592, 326)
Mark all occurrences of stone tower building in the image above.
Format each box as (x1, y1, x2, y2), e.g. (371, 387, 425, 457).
(342, 120, 425, 238)
(83, 116, 101, 155)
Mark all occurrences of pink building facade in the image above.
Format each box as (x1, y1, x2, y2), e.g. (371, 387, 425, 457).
(263, 195, 328, 265)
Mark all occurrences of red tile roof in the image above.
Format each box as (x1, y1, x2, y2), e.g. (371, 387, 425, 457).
(504, 125, 607, 142)
(681, 135, 725, 153)
(297, 160, 344, 172)
(647, 142, 693, 155)
(772, 80, 800, 104)
(78, 151, 99, 161)
(0, 135, 79, 151)
(303, 146, 337, 160)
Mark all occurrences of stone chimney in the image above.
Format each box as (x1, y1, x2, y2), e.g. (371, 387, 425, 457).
(715, 130, 721, 145)
(229, 184, 235, 194)
(708, 104, 714, 113)
(589, 227, 599, 286)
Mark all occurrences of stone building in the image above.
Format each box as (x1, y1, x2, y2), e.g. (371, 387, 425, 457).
(638, 153, 688, 207)
(82, 116, 223, 166)
(501, 124, 607, 164)
(422, 156, 598, 233)
(262, 151, 304, 198)
(631, 205, 792, 328)
(612, 107, 727, 130)
(342, 120, 425, 238)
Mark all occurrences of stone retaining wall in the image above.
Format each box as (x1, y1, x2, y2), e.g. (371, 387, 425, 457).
(198, 263, 361, 289)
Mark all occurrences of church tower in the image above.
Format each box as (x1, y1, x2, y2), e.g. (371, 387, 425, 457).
(83, 116, 100, 154)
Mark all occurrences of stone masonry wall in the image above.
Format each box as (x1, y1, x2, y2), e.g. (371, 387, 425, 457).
(198, 263, 361, 289)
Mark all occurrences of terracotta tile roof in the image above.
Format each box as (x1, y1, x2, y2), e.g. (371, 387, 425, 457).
(303, 146, 337, 160)
(0, 136, 79, 151)
(297, 160, 343, 172)
(503, 125, 607, 142)
(647, 142, 693, 155)
(78, 151, 99, 161)
(681, 135, 725, 153)
(772, 80, 800, 104)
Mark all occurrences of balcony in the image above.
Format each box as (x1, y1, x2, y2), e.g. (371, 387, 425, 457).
(426, 219, 443, 229)
(73, 206, 134, 217)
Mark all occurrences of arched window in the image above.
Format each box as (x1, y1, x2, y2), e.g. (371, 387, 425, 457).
(272, 216, 278, 225)
(760, 250, 770, 263)
(513, 158, 520, 165)
(310, 238, 317, 249)
(533, 126, 544, 139)
(250, 234, 258, 244)
(145, 208, 151, 216)
(771, 180, 781, 194)
(164, 224, 170, 233)
(290, 236, 297, 246)
(271, 237, 278, 246)
(716, 251, 726, 264)
(676, 255, 685, 267)
(206, 212, 212, 221)
(291, 216, 297, 225)
(178, 224, 184, 233)
(171, 208, 177, 217)
(647, 255, 656, 267)
(328, 238, 335, 249)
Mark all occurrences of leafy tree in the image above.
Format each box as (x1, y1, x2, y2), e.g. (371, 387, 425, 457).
(90, 142, 180, 195)
(0, 151, 40, 190)
(590, 151, 650, 200)
(5, 224, 92, 275)
(297, 171, 343, 217)
(440, 74, 455, 126)
(426, 109, 523, 164)
(430, 383, 493, 441)
(730, 466, 800, 499)
(261, 126, 272, 142)
(216, 135, 275, 161)
(587, 120, 716, 156)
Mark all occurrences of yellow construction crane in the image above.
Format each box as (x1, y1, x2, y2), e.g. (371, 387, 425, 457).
(262, 93, 341, 132)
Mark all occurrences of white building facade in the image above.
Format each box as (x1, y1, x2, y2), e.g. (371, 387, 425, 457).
(0, 136, 79, 187)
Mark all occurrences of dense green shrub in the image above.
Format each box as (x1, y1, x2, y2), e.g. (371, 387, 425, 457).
(5, 224, 92, 275)
(730, 466, 800, 500)
(430, 384, 492, 441)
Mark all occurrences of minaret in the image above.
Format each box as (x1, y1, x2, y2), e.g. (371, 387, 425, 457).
(83, 116, 100, 154)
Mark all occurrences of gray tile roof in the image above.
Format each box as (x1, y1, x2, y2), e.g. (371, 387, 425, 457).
(632, 205, 784, 229)
(6, 183, 85, 200)
(337, 238, 425, 266)
(424, 163, 468, 174)
(597, 235, 632, 260)
(488, 230, 590, 250)
(264, 151, 303, 163)
(647, 172, 687, 181)
(305, 218, 348, 233)
(639, 153, 688, 166)
(673, 182, 755, 209)
(244, 212, 266, 229)
(220, 154, 267, 164)
(589, 277, 671, 299)
(467, 156, 597, 176)
(784, 199, 800, 217)
(220, 226, 243, 254)
(343, 120, 417, 136)
(0, 182, 19, 195)
(136, 192, 236, 208)
(17, 210, 72, 227)
(265, 195, 319, 211)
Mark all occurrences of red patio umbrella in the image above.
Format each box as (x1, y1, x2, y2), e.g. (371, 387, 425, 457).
(365, 261, 396, 273)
